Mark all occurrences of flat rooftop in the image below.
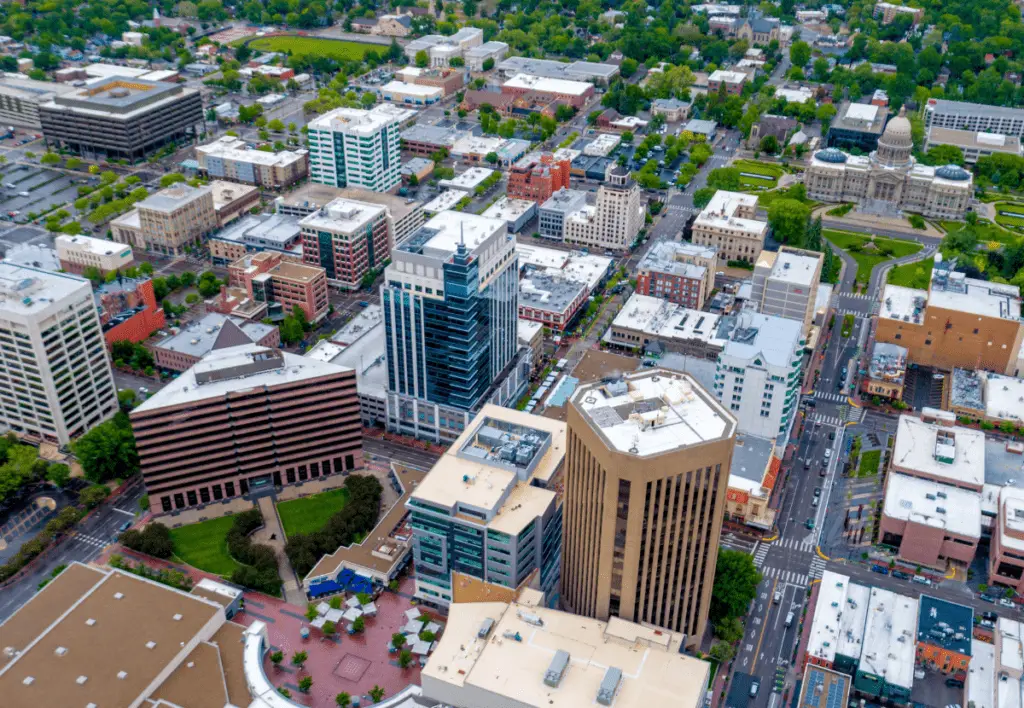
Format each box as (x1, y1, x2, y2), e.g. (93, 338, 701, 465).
(212, 213, 301, 249)
(50, 77, 187, 117)
(0, 73, 77, 102)
(136, 344, 350, 412)
(838, 580, 871, 663)
(708, 69, 747, 83)
(718, 311, 804, 367)
(421, 189, 465, 214)
(807, 570, 853, 664)
(797, 665, 851, 708)
(891, 415, 986, 488)
(917, 595, 973, 657)
(928, 126, 1022, 153)
(138, 183, 210, 213)
(154, 313, 275, 360)
(970, 637, 995, 708)
(539, 188, 589, 213)
(382, 80, 443, 97)
(497, 56, 619, 80)
(638, 240, 710, 280)
(440, 166, 496, 191)
(771, 249, 821, 286)
(883, 472, 981, 539)
(612, 293, 725, 343)
(483, 196, 536, 223)
(930, 261, 1022, 320)
(55, 234, 132, 257)
(421, 600, 710, 708)
(504, 73, 593, 97)
(308, 104, 415, 136)
(860, 587, 917, 691)
(196, 135, 307, 166)
(879, 283, 927, 323)
(729, 434, 775, 490)
(833, 101, 888, 133)
(696, 190, 766, 236)
(520, 273, 587, 315)
(868, 341, 908, 384)
(927, 98, 1024, 121)
(571, 369, 735, 457)
(398, 210, 505, 257)
(299, 196, 385, 233)
(0, 262, 90, 316)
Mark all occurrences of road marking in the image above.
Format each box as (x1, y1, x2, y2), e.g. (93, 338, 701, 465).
(113, 508, 135, 517)
(750, 576, 777, 672)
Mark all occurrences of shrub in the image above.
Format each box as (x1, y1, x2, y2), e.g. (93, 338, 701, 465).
(0, 507, 84, 583)
(119, 522, 174, 558)
(226, 509, 282, 595)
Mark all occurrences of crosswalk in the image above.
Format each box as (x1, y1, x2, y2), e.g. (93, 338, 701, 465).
(761, 566, 810, 586)
(834, 308, 870, 317)
(72, 533, 110, 548)
(839, 292, 874, 301)
(809, 556, 828, 580)
(775, 538, 816, 553)
(811, 413, 843, 426)
(842, 405, 866, 424)
(753, 541, 769, 568)
(813, 392, 847, 403)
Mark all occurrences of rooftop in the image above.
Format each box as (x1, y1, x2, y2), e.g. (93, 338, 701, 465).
(196, 135, 307, 166)
(696, 190, 767, 237)
(868, 341, 908, 384)
(516, 244, 612, 292)
(153, 313, 276, 360)
(611, 293, 725, 346)
(421, 189, 465, 214)
(54, 234, 131, 258)
(729, 433, 775, 490)
(299, 196, 385, 233)
(638, 240, 713, 280)
(135, 344, 350, 412)
(708, 69, 747, 83)
(571, 369, 735, 457)
(833, 101, 888, 134)
(891, 414, 986, 487)
(0, 263, 90, 316)
(0, 73, 77, 102)
(860, 586, 917, 691)
(539, 188, 589, 213)
(48, 77, 189, 118)
(410, 405, 565, 529)
(718, 311, 804, 368)
(883, 472, 981, 539)
(497, 56, 619, 80)
(519, 273, 587, 315)
(503, 73, 593, 97)
(212, 213, 301, 249)
(838, 581, 871, 662)
(770, 248, 822, 286)
(879, 283, 927, 323)
(337, 187, 423, 224)
(483, 196, 537, 223)
(930, 258, 1022, 321)
(308, 104, 415, 136)
(138, 183, 210, 213)
(917, 595, 974, 657)
(452, 134, 508, 156)
(774, 86, 814, 103)
(970, 637, 995, 708)
(927, 126, 1022, 153)
(397, 210, 505, 258)
(307, 306, 386, 399)
(926, 98, 1024, 121)
(439, 166, 496, 191)
(807, 570, 854, 664)
(797, 665, 851, 708)
(400, 123, 466, 147)
(421, 599, 710, 708)
(951, 369, 1024, 423)
(382, 80, 443, 97)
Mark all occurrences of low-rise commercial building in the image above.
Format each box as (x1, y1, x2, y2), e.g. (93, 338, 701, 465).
(636, 241, 718, 309)
(516, 243, 613, 292)
(949, 368, 1024, 427)
(518, 273, 589, 331)
(708, 69, 747, 94)
(208, 213, 303, 265)
(299, 196, 393, 289)
(727, 433, 780, 530)
(482, 196, 536, 233)
(277, 184, 424, 247)
(796, 666, 851, 708)
(651, 97, 691, 122)
(501, 73, 595, 108)
(538, 188, 588, 240)
(394, 66, 465, 95)
(606, 293, 725, 359)
(133, 343, 362, 513)
(925, 127, 1022, 164)
(826, 102, 889, 152)
(582, 133, 621, 157)
(380, 80, 444, 106)
(992, 486, 1024, 593)
(111, 183, 217, 256)
(195, 135, 308, 188)
(439, 166, 497, 193)
(464, 41, 509, 71)
(39, 78, 203, 161)
(916, 595, 974, 674)
(54, 234, 133, 276)
(421, 595, 711, 708)
(863, 341, 908, 400)
(228, 251, 329, 323)
(152, 313, 279, 372)
(400, 123, 466, 156)
(692, 190, 767, 263)
(404, 27, 483, 68)
(210, 181, 261, 227)
(750, 246, 823, 330)
(496, 56, 620, 83)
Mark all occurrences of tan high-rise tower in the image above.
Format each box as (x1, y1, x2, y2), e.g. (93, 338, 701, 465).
(561, 369, 737, 648)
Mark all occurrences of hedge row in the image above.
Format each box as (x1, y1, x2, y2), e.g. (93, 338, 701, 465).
(227, 509, 282, 596)
(0, 506, 85, 583)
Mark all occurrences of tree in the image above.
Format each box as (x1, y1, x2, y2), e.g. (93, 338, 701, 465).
(710, 641, 735, 663)
(280, 315, 304, 344)
(692, 187, 717, 210)
(924, 144, 965, 166)
(768, 198, 811, 246)
(270, 650, 284, 666)
(79, 484, 110, 509)
(689, 142, 713, 166)
(323, 620, 337, 635)
(759, 134, 779, 155)
(46, 463, 70, 488)
(482, 57, 494, 71)
(305, 604, 319, 621)
(415, 50, 429, 68)
(73, 417, 139, 484)
(706, 167, 741, 191)
(369, 685, 386, 703)
(484, 151, 499, 164)
(352, 615, 366, 633)
(336, 693, 352, 707)
(197, 271, 221, 297)
(392, 632, 407, 649)
(40, 152, 61, 165)
(710, 549, 762, 623)
(291, 650, 308, 668)
(713, 616, 744, 643)
(398, 649, 413, 668)
(298, 675, 313, 693)
(789, 40, 811, 68)
(816, 103, 837, 129)
(361, 92, 377, 108)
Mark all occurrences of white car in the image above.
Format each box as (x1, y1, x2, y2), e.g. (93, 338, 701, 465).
(824, 449, 832, 459)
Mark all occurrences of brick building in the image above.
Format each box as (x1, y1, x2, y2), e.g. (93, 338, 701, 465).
(500, 73, 594, 109)
(132, 344, 362, 514)
(916, 595, 973, 674)
(152, 313, 279, 372)
(299, 196, 393, 289)
(228, 251, 329, 323)
(636, 241, 718, 309)
(98, 277, 166, 346)
(394, 66, 465, 96)
(507, 153, 571, 203)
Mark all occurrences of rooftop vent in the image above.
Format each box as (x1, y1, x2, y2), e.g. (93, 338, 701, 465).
(478, 618, 495, 639)
(114, 592, 124, 600)
(117, 671, 127, 680)
(85, 618, 96, 626)
(76, 675, 88, 685)
(517, 610, 544, 626)
(172, 613, 183, 621)
(597, 667, 623, 706)
(544, 649, 570, 688)
(54, 646, 67, 656)
(22, 676, 34, 686)
(145, 641, 156, 649)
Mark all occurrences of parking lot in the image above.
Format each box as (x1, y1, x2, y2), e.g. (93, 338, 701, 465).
(0, 165, 99, 224)
(0, 224, 54, 259)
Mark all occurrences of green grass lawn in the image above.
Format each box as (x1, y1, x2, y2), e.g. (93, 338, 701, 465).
(277, 487, 350, 537)
(941, 218, 1020, 245)
(990, 204, 1024, 233)
(857, 449, 881, 478)
(823, 229, 923, 285)
(732, 159, 786, 178)
(887, 259, 933, 289)
(169, 514, 244, 576)
(243, 35, 381, 62)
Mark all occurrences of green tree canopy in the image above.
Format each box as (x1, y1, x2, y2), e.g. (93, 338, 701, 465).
(72, 415, 139, 484)
(710, 548, 762, 623)
(768, 198, 811, 246)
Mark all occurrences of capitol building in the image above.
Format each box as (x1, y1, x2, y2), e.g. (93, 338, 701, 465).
(804, 107, 974, 220)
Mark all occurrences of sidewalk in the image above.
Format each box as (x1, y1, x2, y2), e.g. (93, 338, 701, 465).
(252, 496, 306, 606)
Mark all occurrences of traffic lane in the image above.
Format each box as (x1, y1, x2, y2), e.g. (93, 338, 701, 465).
(753, 583, 806, 708)
(363, 438, 442, 469)
(735, 574, 780, 678)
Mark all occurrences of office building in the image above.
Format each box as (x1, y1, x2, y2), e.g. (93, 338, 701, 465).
(691, 190, 767, 263)
(111, 183, 217, 256)
(925, 127, 1022, 164)
(133, 344, 362, 514)
(464, 41, 510, 71)
(605, 293, 726, 359)
(0, 264, 118, 445)
(278, 184, 425, 246)
(208, 213, 303, 266)
(796, 666, 851, 708)
(408, 406, 565, 605)
(54, 234, 133, 276)
(382, 211, 526, 442)
(713, 312, 805, 440)
(482, 197, 537, 233)
(39, 77, 203, 161)
(405, 27, 483, 67)
(380, 80, 444, 106)
(708, 69, 747, 94)
(439, 167, 496, 193)
(421, 594, 711, 708)
(636, 241, 718, 309)
(306, 104, 412, 192)
(516, 243, 613, 293)
(925, 98, 1024, 139)
(209, 181, 261, 227)
(750, 247, 823, 331)
(808, 111, 974, 220)
(518, 273, 589, 331)
(496, 56, 620, 83)
(501, 73, 595, 109)
(394, 66, 465, 96)
(826, 102, 889, 152)
(563, 166, 643, 253)
(400, 122, 466, 156)
(195, 135, 308, 188)
(538, 188, 588, 240)
(152, 312, 279, 372)
(874, 1, 924, 24)
(561, 369, 737, 648)
(725, 433, 780, 530)
(991, 487, 1024, 593)
(876, 256, 1024, 374)
(949, 368, 1024, 426)
(97, 276, 166, 346)
(507, 152, 572, 203)
(227, 251, 329, 322)
(299, 196, 393, 289)
(0, 73, 78, 129)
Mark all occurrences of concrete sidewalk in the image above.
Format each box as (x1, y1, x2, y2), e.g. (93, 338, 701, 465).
(253, 496, 306, 606)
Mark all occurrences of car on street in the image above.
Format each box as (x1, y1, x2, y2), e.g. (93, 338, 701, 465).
(829, 431, 836, 440)
(980, 593, 997, 603)
(805, 518, 815, 529)
(912, 575, 931, 585)
(982, 611, 998, 622)
(824, 449, 832, 459)
(1000, 598, 1017, 609)
(814, 487, 821, 497)
(872, 564, 889, 575)
(892, 570, 911, 580)
(750, 679, 760, 698)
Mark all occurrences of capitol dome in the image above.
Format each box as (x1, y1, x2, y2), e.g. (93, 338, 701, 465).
(881, 110, 913, 147)
(815, 147, 848, 163)
(935, 164, 971, 181)
(873, 106, 914, 168)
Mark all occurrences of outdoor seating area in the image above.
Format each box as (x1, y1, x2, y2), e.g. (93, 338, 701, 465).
(310, 594, 380, 634)
(391, 607, 444, 667)
(309, 567, 375, 598)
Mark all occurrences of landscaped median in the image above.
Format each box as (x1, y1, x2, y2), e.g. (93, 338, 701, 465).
(823, 229, 923, 287)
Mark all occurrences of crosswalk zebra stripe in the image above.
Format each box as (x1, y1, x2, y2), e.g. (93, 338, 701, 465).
(812, 414, 843, 426)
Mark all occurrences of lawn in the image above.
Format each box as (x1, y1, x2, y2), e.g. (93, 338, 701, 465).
(941, 218, 1019, 246)
(857, 450, 881, 478)
(169, 514, 243, 576)
(989, 205, 1024, 236)
(277, 487, 350, 537)
(887, 259, 933, 289)
(823, 229, 923, 285)
(734, 160, 782, 191)
(243, 35, 382, 62)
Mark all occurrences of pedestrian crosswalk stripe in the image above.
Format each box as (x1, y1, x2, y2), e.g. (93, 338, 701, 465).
(761, 566, 809, 586)
(74, 534, 109, 548)
(813, 392, 847, 403)
(778, 538, 816, 553)
(812, 414, 843, 427)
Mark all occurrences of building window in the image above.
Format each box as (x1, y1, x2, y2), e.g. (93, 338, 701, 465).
(161, 496, 172, 512)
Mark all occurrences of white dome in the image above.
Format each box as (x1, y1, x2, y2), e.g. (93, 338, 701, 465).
(881, 106, 913, 146)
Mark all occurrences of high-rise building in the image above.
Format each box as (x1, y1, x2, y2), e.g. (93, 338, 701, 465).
(408, 405, 566, 606)
(132, 343, 362, 514)
(713, 312, 806, 440)
(306, 104, 412, 192)
(563, 166, 643, 253)
(561, 369, 737, 648)
(0, 264, 118, 445)
(382, 211, 524, 442)
(299, 196, 393, 289)
(751, 247, 823, 331)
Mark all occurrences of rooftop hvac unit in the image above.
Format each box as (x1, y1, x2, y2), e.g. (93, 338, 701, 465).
(544, 650, 570, 688)
(478, 618, 495, 639)
(597, 667, 622, 706)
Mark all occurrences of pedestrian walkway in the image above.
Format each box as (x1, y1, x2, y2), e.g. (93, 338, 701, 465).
(761, 566, 810, 586)
(834, 308, 871, 317)
(753, 541, 769, 568)
(813, 392, 847, 403)
(841, 405, 865, 424)
(811, 413, 843, 427)
(776, 538, 816, 553)
(71, 533, 111, 548)
(720, 532, 757, 555)
(838, 292, 874, 301)
(808, 556, 828, 580)
(254, 497, 307, 607)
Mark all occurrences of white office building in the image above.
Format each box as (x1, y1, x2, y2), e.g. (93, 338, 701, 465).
(306, 104, 414, 192)
(0, 264, 118, 445)
(563, 166, 643, 252)
(713, 311, 805, 440)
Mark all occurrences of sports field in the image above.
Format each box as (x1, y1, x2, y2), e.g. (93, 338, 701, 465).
(244, 35, 382, 62)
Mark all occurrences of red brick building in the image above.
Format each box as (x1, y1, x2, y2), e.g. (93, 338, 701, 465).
(98, 278, 167, 346)
(500, 74, 594, 109)
(228, 251, 329, 322)
(507, 153, 571, 203)
(132, 345, 363, 514)
(153, 314, 281, 372)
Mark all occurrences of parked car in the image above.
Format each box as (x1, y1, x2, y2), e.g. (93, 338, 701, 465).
(785, 611, 795, 627)
(824, 449, 832, 459)
(983, 611, 999, 622)
(750, 679, 760, 698)
(773, 590, 782, 604)
(912, 575, 931, 586)
(805, 518, 815, 529)
(814, 487, 822, 497)
(892, 570, 911, 580)
(980, 593, 997, 603)
(945, 678, 965, 688)
(1000, 598, 1017, 609)
(871, 564, 889, 575)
